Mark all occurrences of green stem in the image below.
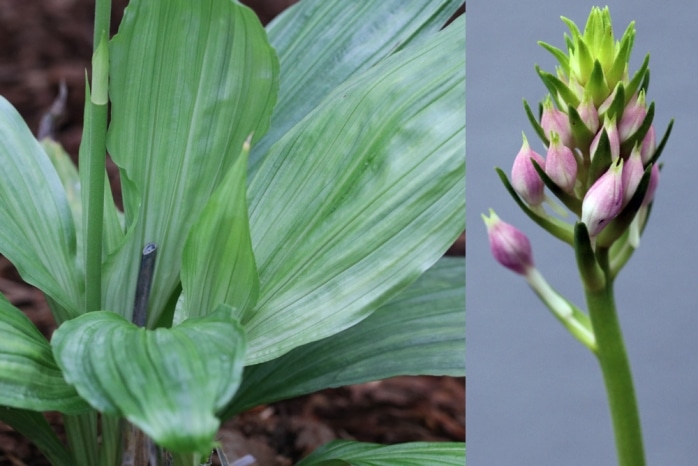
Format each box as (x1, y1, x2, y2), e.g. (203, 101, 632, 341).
(93, 0, 112, 50)
(84, 98, 107, 314)
(66, 3, 114, 466)
(585, 249, 646, 466)
(63, 412, 99, 466)
(100, 415, 123, 466)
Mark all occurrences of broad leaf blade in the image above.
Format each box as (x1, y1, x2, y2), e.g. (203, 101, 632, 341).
(250, 0, 464, 173)
(105, 0, 279, 326)
(181, 139, 258, 321)
(296, 440, 466, 466)
(0, 294, 88, 413)
(223, 257, 464, 417)
(246, 17, 465, 363)
(0, 407, 75, 466)
(52, 307, 246, 455)
(43, 136, 124, 278)
(0, 97, 81, 321)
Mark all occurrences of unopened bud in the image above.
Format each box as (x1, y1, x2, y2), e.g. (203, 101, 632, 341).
(482, 209, 534, 275)
(577, 94, 600, 135)
(511, 133, 545, 206)
(621, 146, 644, 206)
(640, 125, 656, 164)
(545, 132, 578, 193)
(541, 96, 573, 148)
(618, 91, 647, 141)
(590, 116, 620, 161)
(581, 158, 624, 237)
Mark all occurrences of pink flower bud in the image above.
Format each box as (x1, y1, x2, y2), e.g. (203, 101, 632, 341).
(541, 97, 573, 148)
(621, 146, 644, 206)
(482, 209, 534, 275)
(581, 159, 625, 237)
(577, 94, 600, 135)
(643, 163, 660, 206)
(618, 92, 647, 141)
(545, 132, 578, 193)
(590, 116, 620, 161)
(640, 125, 656, 164)
(511, 133, 546, 206)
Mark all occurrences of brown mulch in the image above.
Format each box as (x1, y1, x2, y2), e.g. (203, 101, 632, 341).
(0, 1, 465, 465)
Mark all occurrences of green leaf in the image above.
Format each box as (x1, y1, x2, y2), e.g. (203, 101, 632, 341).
(104, 0, 279, 326)
(0, 294, 88, 413)
(0, 407, 74, 466)
(245, 17, 465, 364)
(52, 306, 246, 456)
(222, 257, 464, 418)
(0, 97, 81, 322)
(250, 0, 464, 174)
(296, 440, 466, 466)
(181, 138, 258, 322)
(42, 139, 82, 232)
(43, 133, 124, 282)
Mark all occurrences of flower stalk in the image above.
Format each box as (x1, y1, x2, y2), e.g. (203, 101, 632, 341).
(64, 2, 115, 466)
(585, 249, 645, 466)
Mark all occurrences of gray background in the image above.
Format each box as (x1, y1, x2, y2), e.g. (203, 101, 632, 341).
(467, 2, 698, 465)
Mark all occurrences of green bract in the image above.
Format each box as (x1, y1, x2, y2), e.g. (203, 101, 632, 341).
(539, 6, 638, 107)
(0, 0, 465, 464)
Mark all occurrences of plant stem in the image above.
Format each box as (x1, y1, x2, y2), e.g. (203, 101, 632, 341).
(100, 415, 123, 466)
(93, 0, 112, 50)
(586, 249, 646, 466)
(84, 98, 107, 314)
(63, 412, 99, 466)
(68, 3, 114, 466)
(84, 0, 111, 315)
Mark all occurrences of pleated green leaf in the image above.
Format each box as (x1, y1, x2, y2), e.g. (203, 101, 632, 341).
(0, 97, 81, 321)
(249, 0, 464, 173)
(51, 306, 246, 455)
(42, 139, 82, 233)
(0, 407, 74, 466)
(104, 0, 279, 326)
(222, 257, 464, 417)
(245, 16, 465, 363)
(0, 294, 88, 413)
(43, 136, 124, 278)
(295, 440, 466, 466)
(181, 138, 258, 321)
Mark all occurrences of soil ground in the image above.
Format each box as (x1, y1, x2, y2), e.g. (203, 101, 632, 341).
(0, 1, 465, 464)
